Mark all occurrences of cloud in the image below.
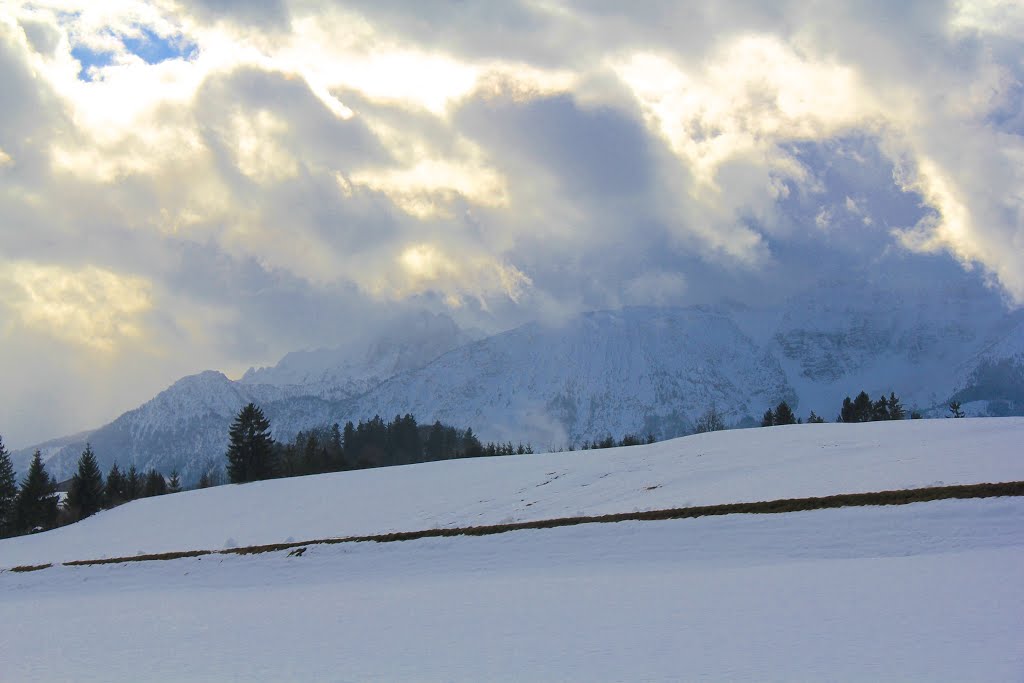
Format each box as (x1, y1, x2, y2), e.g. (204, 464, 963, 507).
(0, 0, 1022, 446)
(387, 243, 533, 308)
(175, 0, 290, 31)
(0, 262, 152, 351)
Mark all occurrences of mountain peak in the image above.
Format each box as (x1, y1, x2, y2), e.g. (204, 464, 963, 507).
(239, 311, 474, 398)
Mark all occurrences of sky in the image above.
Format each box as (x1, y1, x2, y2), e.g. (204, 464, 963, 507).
(0, 0, 1022, 448)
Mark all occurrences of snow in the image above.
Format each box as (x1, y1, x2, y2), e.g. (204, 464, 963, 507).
(3, 418, 1022, 681)
(351, 306, 792, 446)
(3, 498, 1023, 681)
(2, 417, 1022, 568)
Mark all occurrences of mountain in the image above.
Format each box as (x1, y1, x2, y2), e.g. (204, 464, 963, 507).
(12, 313, 474, 484)
(11, 371, 335, 484)
(14, 282, 1024, 483)
(348, 307, 793, 447)
(744, 275, 1013, 418)
(239, 311, 476, 400)
(948, 309, 1024, 415)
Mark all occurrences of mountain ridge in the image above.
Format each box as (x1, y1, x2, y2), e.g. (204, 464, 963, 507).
(13, 291, 1024, 483)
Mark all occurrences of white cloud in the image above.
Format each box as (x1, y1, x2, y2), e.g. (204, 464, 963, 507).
(950, 0, 1024, 37)
(623, 271, 687, 307)
(1, 0, 1022, 445)
(385, 243, 533, 308)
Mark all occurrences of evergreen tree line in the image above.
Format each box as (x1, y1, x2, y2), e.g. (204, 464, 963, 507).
(0, 435, 182, 539)
(225, 403, 537, 484)
(836, 391, 910, 423)
(710, 390, 973, 432)
(761, 400, 805, 427)
(559, 433, 655, 451)
(759, 390, 922, 428)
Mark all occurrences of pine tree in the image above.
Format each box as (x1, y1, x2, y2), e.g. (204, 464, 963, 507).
(425, 421, 446, 461)
(761, 408, 776, 427)
(0, 435, 17, 537)
(462, 428, 484, 458)
(105, 463, 126, 506)
(807, 411, 825, 424)
(198, 470, 212, 489)
(328, 423, 344, 471)
(226, 403, 276, 483)
(887, 392, 905, 420)
(143, 469, 167, 497)
(774, 401, 797, 425)
(167, 470, 181, 494)
(125, 464, 142, 501)
(67, 443, 105, 521)
(342, 421, 356, 459)
(949, 401, 965, 418)
(302, 432, 321, 475)
(871, 396, 890, 421)
(838, 396, 856, 423)
(15, 450, 58, 533)
(852, 391, 873, 422)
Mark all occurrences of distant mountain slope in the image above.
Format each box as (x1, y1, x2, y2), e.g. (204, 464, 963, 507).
(735, 277, 1016, 418)
(11, 371, 335, 484)
(239, 311, 475, 400)
(347, 307, 793, 447)
(948, 310, 1024, 415)
(14, 283, 1024, 482)
(12, 313, 474, 483)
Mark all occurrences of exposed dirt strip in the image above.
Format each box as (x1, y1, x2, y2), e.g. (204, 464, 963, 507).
(7, 480, 1023, 573)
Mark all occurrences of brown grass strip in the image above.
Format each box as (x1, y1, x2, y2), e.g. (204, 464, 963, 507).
(4, 480, 1020, 573)
(64, 549, 212, 566)
(8, 563, 52, 573)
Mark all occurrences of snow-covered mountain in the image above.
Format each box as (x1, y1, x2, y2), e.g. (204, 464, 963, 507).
(741, 275, 1014, 418)
(11, 371, 339, 484)
(239, 311, 476, 400)
(948, 309, 1024, 415)
(348, 307, 793, 447)
(12, 313, 475, 482)
(14, 282, 1024, 483)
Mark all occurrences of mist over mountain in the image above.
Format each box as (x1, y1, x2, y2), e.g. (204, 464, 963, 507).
(13, 274, 1024, 485)
(348, 307, 792, 448)
(238, 311, 478, 400)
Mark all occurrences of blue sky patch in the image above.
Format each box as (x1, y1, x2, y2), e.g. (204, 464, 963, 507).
(123, 27, 198, 65)
(71, 44, 115, 81)
(71, 27, 197, 81)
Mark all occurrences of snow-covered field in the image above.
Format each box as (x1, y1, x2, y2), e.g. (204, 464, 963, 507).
(2, 418, 1023, 681)
(2, 418, 1023, 567)
(3, 498, 1023, 682)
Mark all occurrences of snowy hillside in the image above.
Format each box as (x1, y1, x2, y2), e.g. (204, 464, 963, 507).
(3, 417, 1021, 568)
(2, 418, 1023, 682)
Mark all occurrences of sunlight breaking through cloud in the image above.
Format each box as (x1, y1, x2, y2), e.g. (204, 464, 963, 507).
(0, 262, 153, 352)
(0, 0, 1022, 445)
